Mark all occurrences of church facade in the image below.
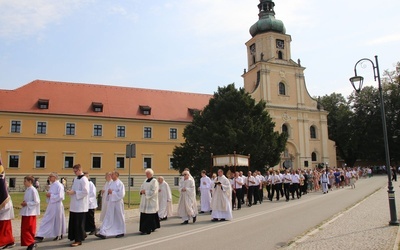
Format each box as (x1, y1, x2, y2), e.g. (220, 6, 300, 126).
(243, 0, 336, 169)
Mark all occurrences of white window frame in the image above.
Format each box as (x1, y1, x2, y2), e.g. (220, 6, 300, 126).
(10, 120, 22, 133)
(65, 122, 76, 136)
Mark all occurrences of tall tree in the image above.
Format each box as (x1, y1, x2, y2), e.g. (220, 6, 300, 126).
(172, 84, 287, 177)
(319, 93, 359, 167)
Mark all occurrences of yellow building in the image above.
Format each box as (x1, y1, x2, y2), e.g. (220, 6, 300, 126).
(0, 0, 336, 190)
(0, 80, 210, 190)
(243, 0, 336, 169)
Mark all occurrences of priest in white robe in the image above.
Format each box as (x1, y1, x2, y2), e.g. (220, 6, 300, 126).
(139, 169, 160, 235)
(177, 170, 198, 224)
(99, 172, 112, 223)
(199, 170, 212, 213)
(35, 172, 66, 242)
(211, 169, 232, 221)
(96, 171, 125, 239)
(157, 176, 172, 221)
(67, 164, 89, 247)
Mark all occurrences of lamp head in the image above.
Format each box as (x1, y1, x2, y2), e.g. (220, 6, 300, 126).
(349, 75, 364, 93)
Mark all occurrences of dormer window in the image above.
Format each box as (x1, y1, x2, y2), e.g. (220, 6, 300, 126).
(188, 108, 200, 116)
(139, 105, 151, 115)
(92, 102, 103, 112)
(38, 99, 49, 109)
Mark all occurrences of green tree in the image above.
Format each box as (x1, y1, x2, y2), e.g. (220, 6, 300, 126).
(319, 93, 359, 167)
(172, 84, 287, 177)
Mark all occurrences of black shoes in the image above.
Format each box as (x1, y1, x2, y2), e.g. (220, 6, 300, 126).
(88, 230, 97, 235)
(115, 234, 124, 238)
(34, 237, 43, 243)
(53, 235, 63, 241)
(211, 218, 226, 222)
(2, 243, 16, 249)
(95, 233, 106, 239)
(26, 243, 37, 250)
(193, 216, 197, 223)
(181, 220, 189, 224)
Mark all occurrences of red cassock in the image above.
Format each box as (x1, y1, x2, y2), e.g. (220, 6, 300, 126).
(0, 161, 15, 248)
(0, 220, 15, 247)
(21, 216, 37, 246)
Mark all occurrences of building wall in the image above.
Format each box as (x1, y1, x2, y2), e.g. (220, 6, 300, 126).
(0, 112, 186, 190)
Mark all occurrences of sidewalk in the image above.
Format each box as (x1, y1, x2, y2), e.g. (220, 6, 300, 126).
(285, 182, 400, 250)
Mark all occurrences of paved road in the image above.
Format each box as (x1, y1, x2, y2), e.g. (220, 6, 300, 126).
(12, 176, 390, 250)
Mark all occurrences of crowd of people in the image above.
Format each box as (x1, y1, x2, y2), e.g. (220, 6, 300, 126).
(0, 162, 383, 249)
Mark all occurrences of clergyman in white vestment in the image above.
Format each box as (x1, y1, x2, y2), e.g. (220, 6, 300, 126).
(99, 172, 112, 223)
(199, 170, 212, 213)
(36, 172, 66, 241)
(177, 170, 198, 224)
(211, 169, 232, 221)
(157, 176, 173, 220)
(96, 171, 126, 238)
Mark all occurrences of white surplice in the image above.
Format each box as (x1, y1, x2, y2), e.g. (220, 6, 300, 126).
(211, 175, 232, 220)
(98, 179, 125, 236)
(0, 198, 14, 221)
(99, 180, 112, 222)
(199, 176, 212, 212)
(88, 181, 97, 209)
(69, 176, 89, 213)
(20, 186, 40, 216)
(139, 178, 159, 214)
(158, 181, 173, 219)
(177, 178, 198, 221)
(36, 180, 66, 238)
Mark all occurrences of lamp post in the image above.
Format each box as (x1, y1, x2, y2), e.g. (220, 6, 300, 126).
(349, 55, 399, 226)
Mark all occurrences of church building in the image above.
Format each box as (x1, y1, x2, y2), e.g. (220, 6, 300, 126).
(243, 0, 336, 169)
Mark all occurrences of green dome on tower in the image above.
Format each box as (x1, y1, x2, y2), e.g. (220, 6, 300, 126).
(250, 0, 286, 37)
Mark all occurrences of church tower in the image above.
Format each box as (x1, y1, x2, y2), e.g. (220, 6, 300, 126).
(243, 0, 336, 169)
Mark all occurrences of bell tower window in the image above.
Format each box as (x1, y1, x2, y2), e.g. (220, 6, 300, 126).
(279, 82, 286, 95)
(250, 43, 256, 64)
(278, 51, 283, 59)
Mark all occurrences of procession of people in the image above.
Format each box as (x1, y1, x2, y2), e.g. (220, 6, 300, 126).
(0, 161, 367, 249)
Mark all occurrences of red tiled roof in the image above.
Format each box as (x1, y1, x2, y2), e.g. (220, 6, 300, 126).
(0, 80, 212, 122)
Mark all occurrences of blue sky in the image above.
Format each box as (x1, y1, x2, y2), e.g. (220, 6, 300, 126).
(0, 0, 399, 98)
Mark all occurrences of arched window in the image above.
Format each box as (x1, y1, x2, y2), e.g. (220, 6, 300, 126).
(310, 126, 317, 139)
(279, 82, 286, 95)
(311, 152, 317, 161)
(282, 124, 288, 135)
(278, 51, 283, 59)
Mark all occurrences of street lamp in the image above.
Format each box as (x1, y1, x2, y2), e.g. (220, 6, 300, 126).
(349, 55, 399, 226)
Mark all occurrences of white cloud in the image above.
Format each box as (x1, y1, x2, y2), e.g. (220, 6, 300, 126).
(0, 0, 93, 40)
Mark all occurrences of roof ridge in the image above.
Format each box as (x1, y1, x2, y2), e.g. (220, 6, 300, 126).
(25, 79, 212, 97)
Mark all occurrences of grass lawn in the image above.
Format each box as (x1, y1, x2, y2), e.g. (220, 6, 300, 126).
(10, 189, 181, 219)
